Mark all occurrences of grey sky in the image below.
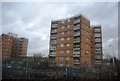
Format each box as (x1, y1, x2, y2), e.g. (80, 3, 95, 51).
(2, 2, 118, 58)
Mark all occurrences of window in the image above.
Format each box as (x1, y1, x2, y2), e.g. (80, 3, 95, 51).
(60, 50, 64, 53)
(61, 26, 64, 29)
(68, 19, 70, 23)
(59, 63, 63, 66)
(60, 56, 63, 59)
(67, 25, 70, 28)
(67, 31, 70, 34)
(61, 38, 64, 41)
(61, 44, 64, 47)
(67, 37, 70, 40)
(61, 32, 64, 35)
(86, 51, 88, 54)
(66, 50, 70, 53)
(67, 44, 70, 47)
(66, 57, 69, 60)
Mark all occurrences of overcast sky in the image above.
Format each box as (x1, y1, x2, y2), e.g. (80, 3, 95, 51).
(2, 2, 118, 58)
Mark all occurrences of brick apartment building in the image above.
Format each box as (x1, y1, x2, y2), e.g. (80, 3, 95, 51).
(49, 14, 103, 67)
(91, 26, 103, 65)
(2, 33, 28, 58)
(49, 15, 92, 67)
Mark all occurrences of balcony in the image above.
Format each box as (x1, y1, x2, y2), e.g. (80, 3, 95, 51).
(74, 38, 80, 43)
(50, 51, 56, 55)
(73, 62, 80, 65)
(74, 27, 80, 30)
(73, 50, 80, 54)
(95, 44, 102, 47)
(51, 29, 57, 33)
(73, 54, 80, 57)
(51, 34, 57, 39)
(74, 24, 80, 30)
(74, 32, 80, 37)
(95, 55, 102, 60)
(73, 60, 80, 64)
(95, 39, 101, 42)
(50, 47, 56, 50)
(95, 51, 102, 54)
(51, 36, 56, 39)
(94, 28, 101, 33)
(49, 54, 56, 57)
(50, 41, 56, 44)
(74, 18, 80, 25)
(51, 24, 58, 28)
(73, 44, 80, 49)
(73, 47, 80, 50)
(95, 33, 101, 37)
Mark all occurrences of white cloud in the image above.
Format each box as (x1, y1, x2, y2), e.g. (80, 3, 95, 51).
(2, 0, 120, 2)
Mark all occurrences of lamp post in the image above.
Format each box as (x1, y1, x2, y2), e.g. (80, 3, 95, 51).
(109, 45, 115, 67)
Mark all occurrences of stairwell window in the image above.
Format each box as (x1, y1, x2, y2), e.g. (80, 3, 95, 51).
(67, 31, 70, 34)
(61, 38, 64, 41)
(67, 44, 70, 47)
(67, 37, 70, 40)
(66, 50, 70, 54)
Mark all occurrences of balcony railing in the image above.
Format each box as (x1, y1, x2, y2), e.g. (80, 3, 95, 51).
(49, 54, 56, 57)
(74, 39, 80, 43)
(50, 52, 56, 55)
(73, 47, 80, 50)
(51, 24, 57, 28)
(50, 41, 56, 44)
(95, 34, 101, 37)
(73, 54, 80, 57)
(74, 24, 80, 30)
(51, 34, 57, 39)
(51, 30, 57, 33)
(95, 39, 101, 42)
(95, 55, 102, 60)
(94, 29, 101, 32)
(50, 47, 56, 50)
(95, 51, 102, 54)
(73, 48, 80, 51)
(95, 44, 102, 47)
(51, 36, 56, 39)
(73, 60, 80, 64)
(74, 27, 80, 30)
(74, 18, 80, 24)
(74, 32, 80, 36)
(73, 50, 80, 54)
